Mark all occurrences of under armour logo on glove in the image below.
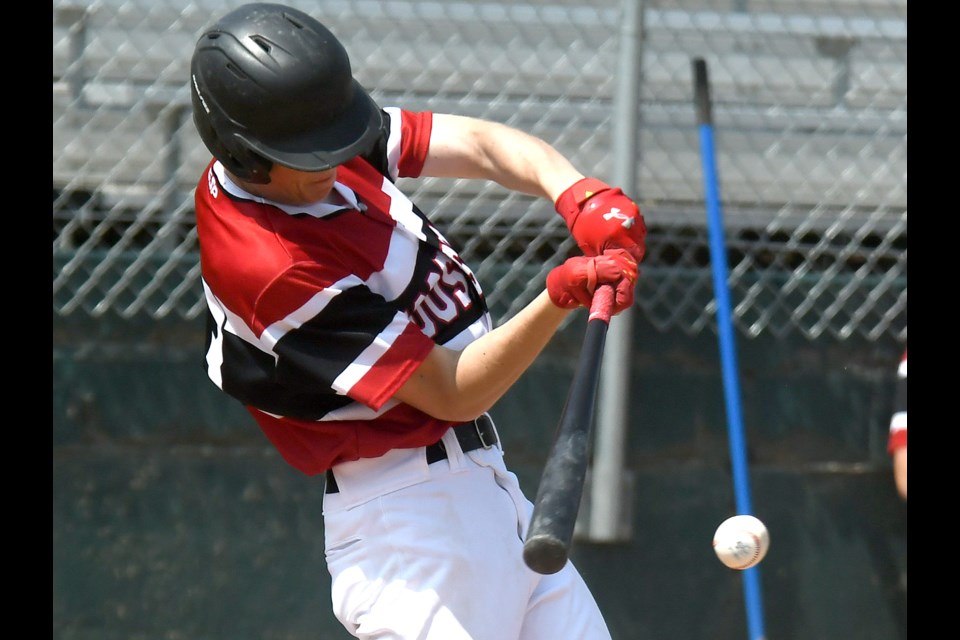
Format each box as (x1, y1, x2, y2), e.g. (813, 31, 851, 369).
(555, 177, 647, 262)
(602, 208, 635, 227)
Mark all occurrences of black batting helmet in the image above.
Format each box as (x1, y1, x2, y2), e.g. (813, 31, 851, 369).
(190, 3, 384, 183)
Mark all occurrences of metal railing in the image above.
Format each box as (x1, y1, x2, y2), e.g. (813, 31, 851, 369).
(53, 0, 907, 342)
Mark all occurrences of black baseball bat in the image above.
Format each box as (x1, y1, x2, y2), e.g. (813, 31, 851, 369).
(523, 284, 616, 575)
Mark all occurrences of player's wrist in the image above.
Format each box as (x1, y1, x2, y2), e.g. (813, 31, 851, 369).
(554, 177, 612, 226)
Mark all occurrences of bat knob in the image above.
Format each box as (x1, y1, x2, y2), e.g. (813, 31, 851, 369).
(522, 535, 569, 575)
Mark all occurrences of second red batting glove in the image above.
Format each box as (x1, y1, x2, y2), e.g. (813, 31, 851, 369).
(555, 177, 647, 262)
(546, 248, 639, 314)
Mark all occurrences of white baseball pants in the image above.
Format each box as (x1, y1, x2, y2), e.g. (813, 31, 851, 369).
(322, 423, 612, 640)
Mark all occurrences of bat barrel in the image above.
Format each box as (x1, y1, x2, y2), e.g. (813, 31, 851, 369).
(523, 284, 615, 575)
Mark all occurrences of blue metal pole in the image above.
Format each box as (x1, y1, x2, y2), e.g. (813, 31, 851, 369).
(692, 57, 767, 640)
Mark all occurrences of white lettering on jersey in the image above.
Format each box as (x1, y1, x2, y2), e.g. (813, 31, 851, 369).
(207, 166, 219, 198)
(411, 253, 474, 337)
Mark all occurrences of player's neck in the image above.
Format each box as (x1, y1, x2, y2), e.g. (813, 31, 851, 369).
(227, 168, 343, 208)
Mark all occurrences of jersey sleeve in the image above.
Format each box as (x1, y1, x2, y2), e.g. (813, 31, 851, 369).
(382, 107, 433, 180)
(259, 267, 436, 413)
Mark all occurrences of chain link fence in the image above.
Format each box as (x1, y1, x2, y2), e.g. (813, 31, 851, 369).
(53, 0, 906, 342)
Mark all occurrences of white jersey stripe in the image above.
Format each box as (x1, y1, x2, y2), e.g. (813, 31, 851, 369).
(384, 106, 403, 181)
(260, 274, 365, 351)
(332, 309, 416, 396)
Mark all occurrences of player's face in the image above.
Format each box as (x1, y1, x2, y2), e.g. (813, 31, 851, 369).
(262, 164, 338, 205)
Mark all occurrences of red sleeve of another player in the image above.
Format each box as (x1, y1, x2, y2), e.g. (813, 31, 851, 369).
(887, 428, 907, 453)
(886, 348, 907, 454)
(397, 110, 433, 178)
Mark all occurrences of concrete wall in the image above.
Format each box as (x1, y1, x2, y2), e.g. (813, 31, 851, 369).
(53, 313, 907, 640)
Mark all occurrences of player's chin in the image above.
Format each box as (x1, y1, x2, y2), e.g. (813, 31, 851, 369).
(294, 181, 335, 205)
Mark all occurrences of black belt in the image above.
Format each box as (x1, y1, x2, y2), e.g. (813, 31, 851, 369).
(325, 414, 498, 494)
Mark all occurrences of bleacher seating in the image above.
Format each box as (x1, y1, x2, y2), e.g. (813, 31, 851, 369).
(53, 0, 906, 230)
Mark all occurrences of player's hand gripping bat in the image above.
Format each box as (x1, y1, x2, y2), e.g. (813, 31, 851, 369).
(523, 284, 615, 575)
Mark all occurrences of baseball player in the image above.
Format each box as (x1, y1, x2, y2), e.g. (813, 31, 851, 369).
(888, 348, 907, 500)
(189, 4, 646, 639)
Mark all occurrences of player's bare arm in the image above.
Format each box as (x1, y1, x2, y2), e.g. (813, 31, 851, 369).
(393, 250, 638, 421)
(421, 114, 585, 202)
(393, 291, 569, 422)
(423, 114, 647, 262)
(892, 447, 907, 500)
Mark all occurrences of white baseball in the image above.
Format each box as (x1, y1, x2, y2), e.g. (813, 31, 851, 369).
(712, 515, 770, 570)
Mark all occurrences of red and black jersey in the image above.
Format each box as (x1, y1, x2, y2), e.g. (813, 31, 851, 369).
(887, 348, 907, 454)
(194, 108, 493, 475)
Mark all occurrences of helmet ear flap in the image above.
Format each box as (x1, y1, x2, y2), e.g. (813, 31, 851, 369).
(191, 87, 273, 184)
(220, 142, 273, 184)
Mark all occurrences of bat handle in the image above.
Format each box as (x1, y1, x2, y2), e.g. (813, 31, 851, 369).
(588, 284, 615, 324)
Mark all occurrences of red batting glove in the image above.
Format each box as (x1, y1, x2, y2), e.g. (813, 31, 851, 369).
(546, 248, 639, 314)
(555, 177, 647, 262)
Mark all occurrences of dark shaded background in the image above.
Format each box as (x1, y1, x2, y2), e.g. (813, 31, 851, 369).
(53, 311, 907, 640)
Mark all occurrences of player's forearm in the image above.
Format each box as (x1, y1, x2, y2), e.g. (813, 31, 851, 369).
(423, 114, 583, 202)
(397, 291, 569, 421)
(455, 291, 569, 410)
(892, 447, 907, 500)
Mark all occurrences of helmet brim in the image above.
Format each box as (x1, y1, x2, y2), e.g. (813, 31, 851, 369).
(238, 80, 383, 172)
